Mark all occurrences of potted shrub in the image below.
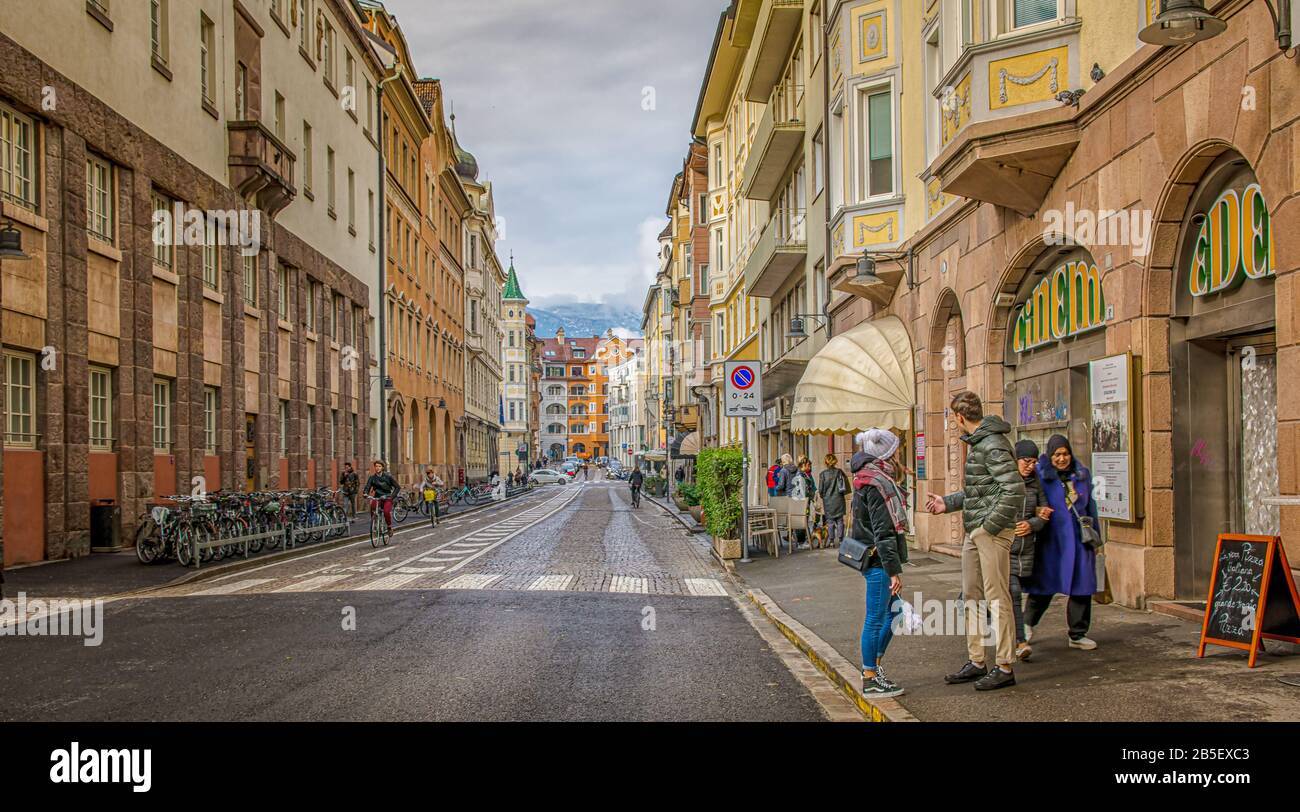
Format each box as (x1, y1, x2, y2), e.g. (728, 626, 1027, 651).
(697, 446, 743, 560)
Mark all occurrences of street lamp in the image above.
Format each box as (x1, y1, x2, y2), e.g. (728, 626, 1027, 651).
(0, 219, 30, 260)
(788, 313, 827, 342)
(854, 249, 883, 286)
(1139, 0, 1228, 46)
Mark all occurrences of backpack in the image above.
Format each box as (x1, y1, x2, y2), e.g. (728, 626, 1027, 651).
(766, 465, 779, 490)
(791, 473, 808, 500)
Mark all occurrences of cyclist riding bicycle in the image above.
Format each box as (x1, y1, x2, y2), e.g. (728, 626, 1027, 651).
(628, 467, 644, 507)
(363, 460, 400, 529)
(419, 467, 444, 524)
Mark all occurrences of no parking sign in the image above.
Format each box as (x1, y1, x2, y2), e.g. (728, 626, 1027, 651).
(724, 361, 763, 418)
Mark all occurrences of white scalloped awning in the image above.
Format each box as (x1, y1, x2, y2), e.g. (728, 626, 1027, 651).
(791, 315, 915, 434)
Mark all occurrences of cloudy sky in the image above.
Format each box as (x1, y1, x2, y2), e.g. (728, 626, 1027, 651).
(380, 0, 724, 311)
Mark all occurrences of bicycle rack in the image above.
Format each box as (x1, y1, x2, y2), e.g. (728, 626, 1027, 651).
(286, 519, 350, 550)
(186, 526, 282, 569)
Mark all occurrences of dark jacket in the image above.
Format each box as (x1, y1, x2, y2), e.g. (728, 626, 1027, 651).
(942, 416, 1025, 536)
(1010, 472, 1048, 578)
(1030, 457, 1100, 596)
(849, 452, 908, 577)
(364, 472, 400, 499)
(774, 463, 797, 496)
(818, 467, 849, 520)
(339, 470, 360, 493)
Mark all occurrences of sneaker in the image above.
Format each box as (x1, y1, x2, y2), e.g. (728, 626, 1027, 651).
(1015, 641, 1033, 661)
(874, 664, 898, 690)
(862, 673, 904, 699)
(944, 660, 988, 684)
(974, 667, 1017, 691)
(1068, 636, 1098, 650)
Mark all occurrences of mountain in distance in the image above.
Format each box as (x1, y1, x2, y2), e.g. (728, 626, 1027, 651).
(528, 302, 643, 339)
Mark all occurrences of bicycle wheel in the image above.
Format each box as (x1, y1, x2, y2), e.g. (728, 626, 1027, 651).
(392, 496, 410, 524)
(175, 527, 195, 567)
(134, 514, 163, 564)
(369, 511, 381, 548)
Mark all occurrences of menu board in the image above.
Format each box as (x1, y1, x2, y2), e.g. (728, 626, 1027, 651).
(1198, 534, 1300, 667)
(1089, 354, 1135, 521)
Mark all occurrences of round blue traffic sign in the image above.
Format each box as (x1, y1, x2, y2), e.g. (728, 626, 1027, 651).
(731, 366, 755, 390)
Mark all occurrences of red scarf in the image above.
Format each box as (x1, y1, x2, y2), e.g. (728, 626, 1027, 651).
(854, 459, 909, 534)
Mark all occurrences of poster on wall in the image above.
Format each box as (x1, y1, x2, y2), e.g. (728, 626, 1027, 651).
(1089, 353, 1135, 522)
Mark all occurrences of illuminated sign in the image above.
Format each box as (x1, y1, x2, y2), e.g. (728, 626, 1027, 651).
(1189, 183, 1274, 298)
(1012, 259, 1108, 353)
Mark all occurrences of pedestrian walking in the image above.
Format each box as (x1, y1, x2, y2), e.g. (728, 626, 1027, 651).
(850, 428, 909, 698)
(1025, 435, 1102, 650)
(1010, 439, 1049, 661)
(339, 463, 360, 518)
(774, 453, 795, 495)
(818, 454, 849, 549)
(924, 392, 1025, 691)
(792, 458, 816, 549)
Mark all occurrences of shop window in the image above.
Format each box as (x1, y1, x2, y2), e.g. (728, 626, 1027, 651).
(90, 366, 113, 450)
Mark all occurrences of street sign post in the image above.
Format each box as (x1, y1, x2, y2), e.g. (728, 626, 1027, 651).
(724, 362, 762, 562)
(724, 361, 762, 418)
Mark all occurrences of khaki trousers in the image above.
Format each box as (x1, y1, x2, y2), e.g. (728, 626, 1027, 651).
(962, 526, 1016, 668)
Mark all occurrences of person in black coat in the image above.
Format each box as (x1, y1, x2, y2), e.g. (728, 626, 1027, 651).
(850, 429, 910, 699)
(1010, 439, 1049, 661)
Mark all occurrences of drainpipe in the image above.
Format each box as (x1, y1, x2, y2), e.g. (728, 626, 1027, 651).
(376, 64, 404, 467)
(821, 4, 833, 342)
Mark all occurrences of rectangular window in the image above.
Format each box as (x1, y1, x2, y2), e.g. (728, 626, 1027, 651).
(298, 0, 311, 51)
(274, 92, 285, 141)
(860, 88, 894, 198)
(345, 51, 355, 97)
(204, 386, 218, 453)
(152, 191, 174, 268)
(278, 264, 290, 320)
(812, 127, 825, 197)
(150, 0, 169, 65)
(200, 13, 214, 102)
(347, 168, 356, 229)
(243, 253, 258, 305)
(1012, 0, 1057, 28)
(302, 122, 313, 193)
(0, 103, 37, 209)
(89, 366, 112, 450)
(323, 23, 336, 86)
(279, 400, 289, 455)
(86, 155, 114, 243)
(305, 281, 316, 329)
(365, 80, 374, 133)
(5, 352, 35, 447)
(202, 239, 219, 290)
(152, 378, 171, 451)
(326, 146, 336, 214)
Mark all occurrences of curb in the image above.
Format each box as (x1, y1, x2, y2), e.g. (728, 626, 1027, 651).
(112, 489, 543, 598)
(745, 588, 918, 723)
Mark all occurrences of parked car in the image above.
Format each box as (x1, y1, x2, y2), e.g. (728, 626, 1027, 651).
(529, 469, 567, 486)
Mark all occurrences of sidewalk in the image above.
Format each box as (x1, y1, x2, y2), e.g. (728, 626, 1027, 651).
(1, 489, 537, 600)
(737, 547, 1300, 722)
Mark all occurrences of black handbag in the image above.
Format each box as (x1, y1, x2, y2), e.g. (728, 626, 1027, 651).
(1069, 502, 1104, 550)
(837, 536, 876, 572)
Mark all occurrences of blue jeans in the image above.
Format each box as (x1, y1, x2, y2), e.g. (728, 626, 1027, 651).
(861, 566, 902, 672)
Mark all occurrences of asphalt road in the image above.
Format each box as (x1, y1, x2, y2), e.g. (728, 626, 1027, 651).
(1, 479, 832, 722)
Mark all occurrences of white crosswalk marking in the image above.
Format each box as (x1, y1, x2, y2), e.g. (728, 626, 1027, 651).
(609, 576, 648, 594)
(441, 574, 503, 590)
(527, 574, 574, 591)
(191, 578, 275, 596)
(274, 575, 349, 592)
(685, 578, 727, 597)
(396, 566, 444, 574)
(359, 573, 424, 590)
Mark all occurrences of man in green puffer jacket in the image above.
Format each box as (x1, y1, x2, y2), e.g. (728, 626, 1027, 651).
(924, 391, 1025, 691)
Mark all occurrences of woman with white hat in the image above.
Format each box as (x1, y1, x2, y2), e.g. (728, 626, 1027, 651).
(849, 428, 910, 698)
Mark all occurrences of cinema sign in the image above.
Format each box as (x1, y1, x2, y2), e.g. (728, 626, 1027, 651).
(1012, 258, 1108, 353)
(1189, 183, 1274, 298)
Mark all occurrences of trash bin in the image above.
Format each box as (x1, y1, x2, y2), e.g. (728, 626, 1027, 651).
(90, 500, 121, 550)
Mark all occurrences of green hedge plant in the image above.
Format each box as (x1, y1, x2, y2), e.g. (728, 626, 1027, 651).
(697, 445, 743, 539)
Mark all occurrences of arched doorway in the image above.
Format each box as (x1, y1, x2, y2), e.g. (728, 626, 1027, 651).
(929, 290, 966, 552)
(1157, 147, 1278, 598)
(549, 443, 565, 461)
(388, 415, 401, 468)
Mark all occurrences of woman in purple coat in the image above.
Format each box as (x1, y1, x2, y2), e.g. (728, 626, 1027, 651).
(1024, 435, 1100, 651)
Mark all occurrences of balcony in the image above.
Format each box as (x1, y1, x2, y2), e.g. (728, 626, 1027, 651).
(227, 121, 296, 216)
(743, 0, 804, 102)
(742, 83, 804, 202)
(744, 207, 807, 299)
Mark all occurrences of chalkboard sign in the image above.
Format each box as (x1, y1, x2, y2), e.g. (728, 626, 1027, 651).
(1198, 534, 1300, 667)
